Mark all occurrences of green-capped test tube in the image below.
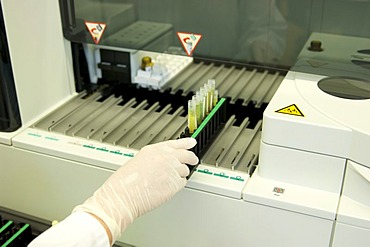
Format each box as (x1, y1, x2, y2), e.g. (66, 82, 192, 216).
(188, 99, 197, 134)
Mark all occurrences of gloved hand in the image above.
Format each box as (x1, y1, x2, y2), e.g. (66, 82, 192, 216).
(73, 138, 198, 244)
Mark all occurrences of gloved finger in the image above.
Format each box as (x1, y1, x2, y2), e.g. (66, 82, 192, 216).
(165, 138, 197, 150)
(174, 163, 191, 178)
(173, 149, 199, 165)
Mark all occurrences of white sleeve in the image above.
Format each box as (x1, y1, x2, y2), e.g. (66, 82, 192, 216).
(28, 211, 110, 247)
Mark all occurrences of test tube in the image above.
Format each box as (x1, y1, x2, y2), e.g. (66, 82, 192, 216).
(200, 87, 208, 117)
(197, 90, 206, 121)
(208, 79, 216, 110)
(213, 89, 219, 107)
(194, 94, 202, 126)
(188, 99, 197, 134)
(203, 84, 211, 114)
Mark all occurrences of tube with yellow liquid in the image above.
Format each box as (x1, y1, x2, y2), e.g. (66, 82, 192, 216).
(188, 99, 197, 134)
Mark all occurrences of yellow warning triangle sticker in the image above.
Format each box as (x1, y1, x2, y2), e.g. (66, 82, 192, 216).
(177, 32, 202, 56)
(85, 21, 107, 44)
(275, 104, 305, 117)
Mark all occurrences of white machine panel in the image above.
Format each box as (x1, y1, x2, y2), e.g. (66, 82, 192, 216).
(187, 164, 249, 199)
(243, 167, 339, 220)
(2, 0, 75, 125)
(338, 160, 370, 227)
(12, 128, 136, 171)
(333, 160, 370, 246)
(262, 72, 353, 159)
(332, 222, 370, 247)
(259, 41, 370, 245)
(123, 185, 334, 247)
(258, 141, 346, 193)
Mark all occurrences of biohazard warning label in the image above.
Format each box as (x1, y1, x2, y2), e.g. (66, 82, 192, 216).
(275, 104, 304, 117)
(85, 21, 106, 44)
(177, 32, 202, 56)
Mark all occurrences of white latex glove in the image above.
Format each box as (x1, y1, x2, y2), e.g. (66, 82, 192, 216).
(73, 138, 198, 244)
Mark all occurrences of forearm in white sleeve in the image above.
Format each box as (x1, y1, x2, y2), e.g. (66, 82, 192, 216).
(28, 211, 110, 247)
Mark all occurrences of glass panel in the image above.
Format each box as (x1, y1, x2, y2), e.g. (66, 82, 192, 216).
(59, 0, 370, 69)
(318, 77, 370, 100)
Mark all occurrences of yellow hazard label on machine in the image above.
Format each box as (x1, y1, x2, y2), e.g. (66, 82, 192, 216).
(275, 104, 304, 117)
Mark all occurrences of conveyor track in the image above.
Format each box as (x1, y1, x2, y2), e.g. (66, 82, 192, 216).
(33, 62, 285, 173)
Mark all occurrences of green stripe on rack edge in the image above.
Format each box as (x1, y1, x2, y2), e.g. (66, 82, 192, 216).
(2, 224, 30, 247)
(0, 220, 13, 233)
(191, 98, 225, 138)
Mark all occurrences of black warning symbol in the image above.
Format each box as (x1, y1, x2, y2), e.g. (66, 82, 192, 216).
(275, 104, 304, 117)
